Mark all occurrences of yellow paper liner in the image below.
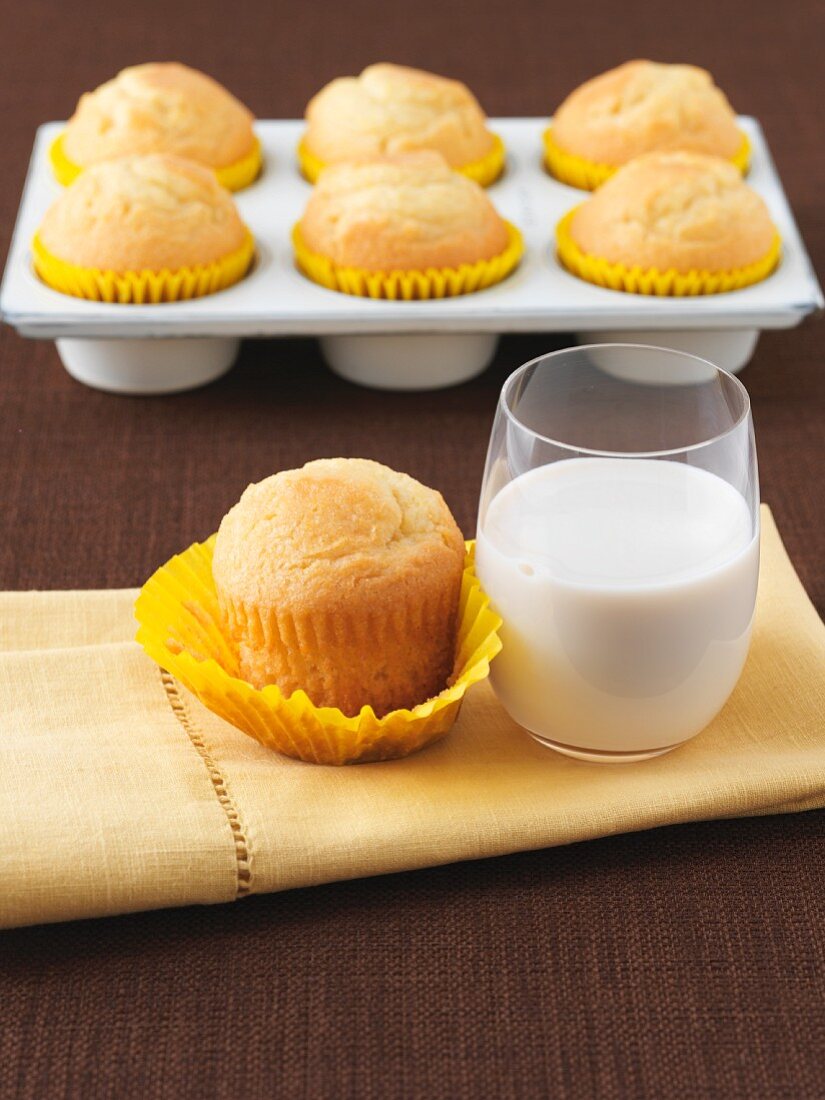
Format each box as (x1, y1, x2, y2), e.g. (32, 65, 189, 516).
(49, 132, 263, 192)
(296, 132, 507, 187)
(292, 221, 523, 300)
(135, 539, 503, 766)
(543, 128, 752, 190)
(556, 207, 781, 296)
(32, 229, 255, 304)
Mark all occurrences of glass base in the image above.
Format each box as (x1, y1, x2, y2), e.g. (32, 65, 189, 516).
(528, 732, 683, 764)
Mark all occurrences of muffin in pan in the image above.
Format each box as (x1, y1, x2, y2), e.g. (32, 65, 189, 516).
(299, 63, 505, 186)
(51, 62, 261, 191)
(213, 458, 467, 719)
(33, 154, 255, 303)
(556, 151, 780, 295)
(544, 61, 750, 190)
(293, 152, 523, 299)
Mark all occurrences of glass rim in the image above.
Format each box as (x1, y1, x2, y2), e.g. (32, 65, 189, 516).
(500, 343, 752, 459)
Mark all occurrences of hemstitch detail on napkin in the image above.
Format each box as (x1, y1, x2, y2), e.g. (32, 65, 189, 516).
(160, 669, 253, 897)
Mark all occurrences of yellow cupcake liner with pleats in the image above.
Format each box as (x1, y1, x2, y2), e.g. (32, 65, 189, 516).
(135, 538, 503, 766)
(543, 128, 752, 190)
(292, 221, 523, 301)
(49, 132, 263, 192)
(556, 207, 780, 296)
(32, 229, 255, 304)
(297, 132, 507, 187)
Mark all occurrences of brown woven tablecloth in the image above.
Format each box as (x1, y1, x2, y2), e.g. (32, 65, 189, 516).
(1, 1, 823, 1096)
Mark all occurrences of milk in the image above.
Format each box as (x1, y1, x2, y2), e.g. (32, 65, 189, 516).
(476, 459, 759, 758)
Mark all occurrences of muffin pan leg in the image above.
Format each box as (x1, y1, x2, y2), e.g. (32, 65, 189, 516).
(576, 328, 760, 377)
(319, 333, 500, 390)
(55, 336, 241, 395)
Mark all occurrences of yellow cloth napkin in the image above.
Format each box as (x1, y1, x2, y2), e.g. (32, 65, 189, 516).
(1, 507, 823, 930)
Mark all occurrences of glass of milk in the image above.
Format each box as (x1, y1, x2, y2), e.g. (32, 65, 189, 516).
(476, 345, 759, 763)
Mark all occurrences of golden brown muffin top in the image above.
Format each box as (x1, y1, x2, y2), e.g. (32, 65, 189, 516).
(552, 60, 742, 166)
(62, 62, 256, 170)
(38, 154, 249, 271)
(568, 151, 777, 273)
(298, 152, 510, 270)
(304, 63, 495, 168)
(212, 458, 465, 614)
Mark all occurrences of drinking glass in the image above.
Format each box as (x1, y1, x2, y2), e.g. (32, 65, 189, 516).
(476, 345, 759, 763)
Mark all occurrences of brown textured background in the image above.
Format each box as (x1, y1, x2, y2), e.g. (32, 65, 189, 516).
(1, 1, 823, 1096)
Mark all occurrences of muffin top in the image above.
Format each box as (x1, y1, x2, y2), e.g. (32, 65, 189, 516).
(38, 154, 249, 271)
(304, 63, 495, 168)
(298, 152, 510, 270)
(568, 152, 777, 273)
(212, 458, 465, 613)
(552, 61, 742, 166)
(62, 62, 256, 170)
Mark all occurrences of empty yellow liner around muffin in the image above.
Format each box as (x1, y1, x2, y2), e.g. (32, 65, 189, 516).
(50, 131, 263, 192)
(135, 539, 502, 766)
(556, 207, 780, 295)
(297, 132, 507, 188)
(292, 221, 523, 300)
(543, 127, 751, 191)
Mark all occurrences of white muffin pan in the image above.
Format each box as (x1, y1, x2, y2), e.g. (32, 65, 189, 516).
(1, 118, 821, 393)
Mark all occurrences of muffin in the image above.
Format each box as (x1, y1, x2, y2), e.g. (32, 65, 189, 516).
(293, 152, 522, 298)
(212, 459, 466, 718)
(556, 151, 780, 294)
(300, 63, 504, 185)
(53, 62, 261, 191)
(545, 61, 749, 190)
(34, 154, 254, 302)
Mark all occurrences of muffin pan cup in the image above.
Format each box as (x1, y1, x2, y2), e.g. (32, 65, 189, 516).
(1, 118, 821, 394)
(55, 336, 241, 395)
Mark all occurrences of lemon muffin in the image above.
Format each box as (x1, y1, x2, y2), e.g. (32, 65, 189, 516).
(545, 61, 747, 189)
(294, 152, 519, 298)
(54, 62, 260, 190)
(301, 63, 503, 184)
(34, 154, 254, 301)
(212, 459, 466, 718)
(557, 152, 780, 293)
